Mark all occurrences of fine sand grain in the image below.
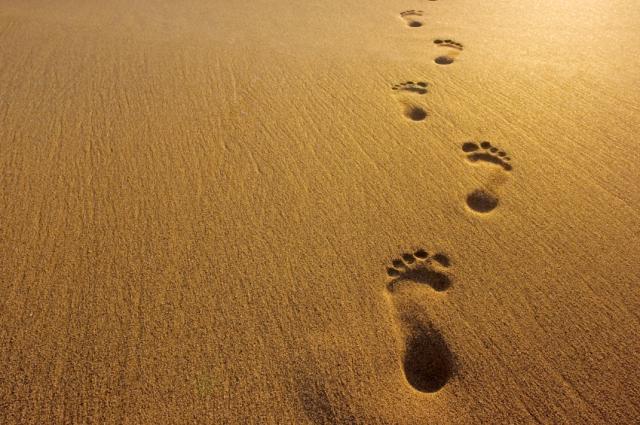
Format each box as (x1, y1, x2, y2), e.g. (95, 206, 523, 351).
(1, 0, 639, 423)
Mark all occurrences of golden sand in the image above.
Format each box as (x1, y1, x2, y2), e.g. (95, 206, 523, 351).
(1, 0, 639, 423)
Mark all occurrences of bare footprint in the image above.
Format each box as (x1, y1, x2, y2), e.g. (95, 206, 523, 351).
(391, 81, 429, 95)
(433, 38, 464, 65)
(461, 141, 513, 214)
(462, 141, 512, 171)
(391, 81, 429, 122)
(400, 10, 424, 28)
(384, 249, 454, 393)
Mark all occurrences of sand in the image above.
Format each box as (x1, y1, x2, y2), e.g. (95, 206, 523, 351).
(1, 0, 639, 423)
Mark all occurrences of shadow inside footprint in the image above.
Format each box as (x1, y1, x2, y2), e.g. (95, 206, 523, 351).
(466, 189, 498, 213)
(404, 106, 427, 121)
(401, 318, 454, 393)
(393, 266, 450, 291)
(434, 56, 454, 65)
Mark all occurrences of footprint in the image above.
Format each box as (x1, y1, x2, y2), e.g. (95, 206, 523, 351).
(391, 81, 429, 95)
(462, 141, 512, 171)
(391, 81, 429, 122)
(400, 10, 424, 28)
(433, 38, 464, 65)
(462, 141, 512, 214)
(384, 249, 455, 393)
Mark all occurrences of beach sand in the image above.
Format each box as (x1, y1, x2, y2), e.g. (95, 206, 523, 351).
(1, 0, 639, 423)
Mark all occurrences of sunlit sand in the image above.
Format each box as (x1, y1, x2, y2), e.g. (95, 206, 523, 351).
(1, 0, 639, 423)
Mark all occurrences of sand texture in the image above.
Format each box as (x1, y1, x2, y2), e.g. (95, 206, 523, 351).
(1, 0, 640, 423)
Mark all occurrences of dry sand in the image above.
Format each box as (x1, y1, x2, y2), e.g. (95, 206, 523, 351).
(1, 0, 640, 423)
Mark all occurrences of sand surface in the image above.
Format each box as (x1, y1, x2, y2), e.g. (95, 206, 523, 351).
(1, 0, 640, 423)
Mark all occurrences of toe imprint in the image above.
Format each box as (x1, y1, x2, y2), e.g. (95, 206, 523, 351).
(391, 81, 429, 95)
(462, 141, 512, 171)
(386, 249, 452, 292)
(433, 39, 464, 50)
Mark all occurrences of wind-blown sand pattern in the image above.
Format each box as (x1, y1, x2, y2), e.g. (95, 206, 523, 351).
(1, 0, 640, 424)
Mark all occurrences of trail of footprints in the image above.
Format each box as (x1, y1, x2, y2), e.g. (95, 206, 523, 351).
(379, 5, 516, 396)
(391, 24, 466, 120)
